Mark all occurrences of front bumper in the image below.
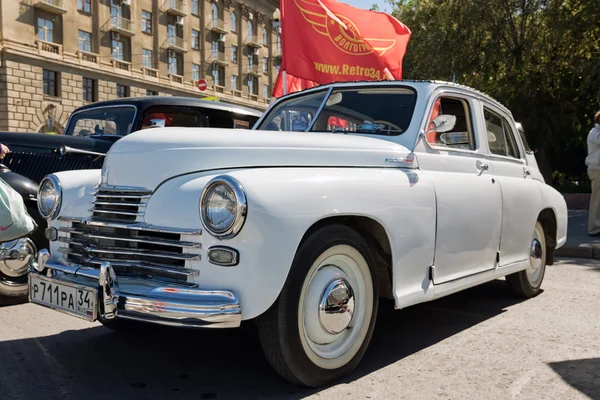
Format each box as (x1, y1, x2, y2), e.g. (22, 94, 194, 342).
(30, 249, 242, 328)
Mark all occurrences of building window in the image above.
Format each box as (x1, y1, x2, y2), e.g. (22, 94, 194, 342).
(276, 64, 280, 76)
(231, 75, 238, 91)
(142, 49, 153, 69)
(211, 3, 219, 22)
(230, 13, 237, 32)
(192, 64, 200, 81)
(146, 90, 158, 96)
(37, 18, 53, 42)
(212, 64, 220, 86)
(262, 57, 268, 74)
(116, 84, 129, 98)
(78, 30, 92, 52)
(247, 54, 253, 67)
(263, 84, 269, 99)
(262, 27, 268, 46)
(112, 39, 124, 60)
(211, 40, 218, 58)
(247, 75, 257, 95)
(276, 32, 281, 54)
(77, 0, 91, 13)
(192, 30, 200, 50)
(142, 11, 152, 34)
(168, 53, 182, 76)
(191, 0, 199, 15)
(231, 45, 238, 63)
(247, 20, 253, 38)
(43, 70, 58, 97)
(83, 78, 96, 102)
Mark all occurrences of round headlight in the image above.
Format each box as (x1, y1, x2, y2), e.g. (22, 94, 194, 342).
(200, 176, 247, 239)
(37, 175, 62, 220)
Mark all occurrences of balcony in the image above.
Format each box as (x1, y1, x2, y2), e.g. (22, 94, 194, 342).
(168, 73, 184, 85)
(163, 0, 187, 17)
(76, 50, 99, 66)
(111, 58, 132, 74)
(246, 64, 261, 77)
(110, 16, 135, 37)
(244, 35, 262, 48)
(164, 36, 187, 52)
(36, 40, 62, 58)
(208, 19, 228, 34)
(142, 67, 159, 80)
(208, 52, 228, 67)
(33, 0, 67, 14)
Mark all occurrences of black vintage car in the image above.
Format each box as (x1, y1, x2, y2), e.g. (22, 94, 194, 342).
(0, 97, 262, 303)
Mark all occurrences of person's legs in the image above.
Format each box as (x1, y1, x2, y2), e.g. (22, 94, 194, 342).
(588, 169, 600, 235)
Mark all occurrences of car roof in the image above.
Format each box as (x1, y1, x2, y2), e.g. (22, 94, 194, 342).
(73, 96, 264, 118)
(273, 80, 513, 118)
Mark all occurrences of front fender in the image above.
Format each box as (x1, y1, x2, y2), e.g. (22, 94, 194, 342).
(145, 167, 436, 320)
(537, 180, 568, 248)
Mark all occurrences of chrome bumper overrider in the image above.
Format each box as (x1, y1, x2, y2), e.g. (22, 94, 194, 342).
(30, 249, 242, 328)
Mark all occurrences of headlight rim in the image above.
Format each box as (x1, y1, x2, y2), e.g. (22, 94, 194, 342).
(37, 174, 62, 220)
(199, 175, 247, 239)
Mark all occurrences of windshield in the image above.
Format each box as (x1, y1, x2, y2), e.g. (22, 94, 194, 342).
(65, 106, 136, 137)
(258, 86, 417, 135)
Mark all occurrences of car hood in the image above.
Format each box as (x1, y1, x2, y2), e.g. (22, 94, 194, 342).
(102, 127, 414, 190)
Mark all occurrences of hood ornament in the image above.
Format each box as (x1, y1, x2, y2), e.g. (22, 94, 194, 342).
(101, 164, 109, 185)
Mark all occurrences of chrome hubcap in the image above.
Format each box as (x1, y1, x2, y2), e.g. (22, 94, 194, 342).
(526, 225, 545, 285)
(0, 238, 36, 278)
(530, 238, 543, 268)
(319, 278, 355, 335)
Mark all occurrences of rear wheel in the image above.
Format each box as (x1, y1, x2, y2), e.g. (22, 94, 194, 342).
(506, 221, 547, 298)
(258, 225, 378, 387)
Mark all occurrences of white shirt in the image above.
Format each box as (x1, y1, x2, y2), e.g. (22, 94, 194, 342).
(586, 124, 600, 170)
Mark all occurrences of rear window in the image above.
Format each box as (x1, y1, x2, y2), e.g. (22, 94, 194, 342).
(65, 106, 136, 137)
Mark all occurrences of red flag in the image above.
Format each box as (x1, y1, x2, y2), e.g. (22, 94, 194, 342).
(279, 0, 411, 85)
(272, 69, 318, 98)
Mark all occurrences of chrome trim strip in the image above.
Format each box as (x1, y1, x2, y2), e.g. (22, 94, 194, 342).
(306, 86, 334, 132)
(59, 217, 203, 235)
(89, 209, 145, 217)
(93, 193, 152, 199)
(30, 251, 241, 329)
(57, 241, 201, 261)
(58, 228, 201, 248)
(83, 259, 199, 277)
(93, 184, 153, 194)
(91, 201, 148, 207)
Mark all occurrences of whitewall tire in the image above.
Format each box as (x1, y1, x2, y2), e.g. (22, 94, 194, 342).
(258, 224, 378, 387)
(506, 221, 547, 298)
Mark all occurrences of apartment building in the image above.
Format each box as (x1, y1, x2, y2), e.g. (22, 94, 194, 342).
(0, 0, 282, 133)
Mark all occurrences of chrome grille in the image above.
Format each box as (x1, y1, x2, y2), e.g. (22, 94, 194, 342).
(58, 218, 202, 285)
(90, 186, 152, 223)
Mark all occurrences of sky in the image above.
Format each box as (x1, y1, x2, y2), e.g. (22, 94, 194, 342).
(342, 0, 393, 13)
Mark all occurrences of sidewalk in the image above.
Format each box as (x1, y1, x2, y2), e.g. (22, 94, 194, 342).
(555, 210, 600, 259)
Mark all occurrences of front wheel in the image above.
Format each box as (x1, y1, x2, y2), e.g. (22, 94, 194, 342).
(258, 225, 378, 387)
(506, 221, 547, 298)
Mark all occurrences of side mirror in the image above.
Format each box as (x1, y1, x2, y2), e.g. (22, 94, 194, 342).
(426, 114, 456, 134)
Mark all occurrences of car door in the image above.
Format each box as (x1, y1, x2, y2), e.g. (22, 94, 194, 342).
(416, 92, 503, 284)
(481, 104, 542, 266)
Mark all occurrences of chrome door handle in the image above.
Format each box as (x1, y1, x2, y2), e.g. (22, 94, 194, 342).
(523, 167, 531, 178)
(476, 161, 489, 176)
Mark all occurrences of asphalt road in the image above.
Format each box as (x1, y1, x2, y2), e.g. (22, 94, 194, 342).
(1, 258, 599, 400)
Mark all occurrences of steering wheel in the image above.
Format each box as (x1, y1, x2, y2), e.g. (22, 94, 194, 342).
(371, 120, 403, 132)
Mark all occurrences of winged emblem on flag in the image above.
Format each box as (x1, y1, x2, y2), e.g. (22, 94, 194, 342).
(293, 0, 396, 56)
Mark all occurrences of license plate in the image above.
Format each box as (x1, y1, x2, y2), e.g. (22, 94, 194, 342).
(29, 274, 97, 321)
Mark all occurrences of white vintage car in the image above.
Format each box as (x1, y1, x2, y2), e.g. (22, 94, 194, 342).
(29, 81, 567, 387)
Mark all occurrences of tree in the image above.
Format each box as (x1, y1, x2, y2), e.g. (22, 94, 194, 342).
(390, 0, 600, 184)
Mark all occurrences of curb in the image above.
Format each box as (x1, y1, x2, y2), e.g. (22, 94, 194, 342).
(556, 245, 600, 260)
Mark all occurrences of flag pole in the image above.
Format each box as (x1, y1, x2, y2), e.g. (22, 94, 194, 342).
(283, 70, 287, 95)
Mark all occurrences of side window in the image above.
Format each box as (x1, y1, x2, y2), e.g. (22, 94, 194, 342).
(484, 107, 521, 159)
(425, 97, 475, 150)
(139, 107, 207, 130)
(502, 119, 520, 159)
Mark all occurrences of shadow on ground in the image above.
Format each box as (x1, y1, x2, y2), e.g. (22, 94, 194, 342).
(549, 358, 600, 399)
(0, 280, 526, 400)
